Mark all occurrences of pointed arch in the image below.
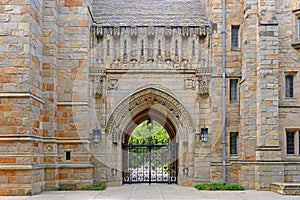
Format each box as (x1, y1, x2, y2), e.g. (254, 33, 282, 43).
(105, 86, 195, 144)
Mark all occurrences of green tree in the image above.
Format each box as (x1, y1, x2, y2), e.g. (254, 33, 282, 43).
(130, 121, 169, 145)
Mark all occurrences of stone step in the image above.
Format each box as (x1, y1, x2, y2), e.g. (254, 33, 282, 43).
(271, 182, 300, 195)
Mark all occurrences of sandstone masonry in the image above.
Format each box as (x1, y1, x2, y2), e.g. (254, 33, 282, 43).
(0, 0, 300, 196)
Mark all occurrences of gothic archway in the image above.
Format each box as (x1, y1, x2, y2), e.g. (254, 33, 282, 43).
(106, 86, 195, 144)
(105, 86, 196, 184)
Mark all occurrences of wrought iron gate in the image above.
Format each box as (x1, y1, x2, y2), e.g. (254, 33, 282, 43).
(122, 140, 178, 184)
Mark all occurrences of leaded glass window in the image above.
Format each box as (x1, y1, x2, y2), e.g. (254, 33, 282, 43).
(230, 79, 238, 103)
(285, 75, 294, 98)
(231, 25, 240, 50)
(286, 131, 295, 155)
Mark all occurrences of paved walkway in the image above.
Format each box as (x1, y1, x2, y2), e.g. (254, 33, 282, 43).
(0, 184, 299, 200)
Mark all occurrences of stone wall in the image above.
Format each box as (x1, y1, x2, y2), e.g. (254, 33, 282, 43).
(0, 0, 45, 195)
(54, 0, 93, 189)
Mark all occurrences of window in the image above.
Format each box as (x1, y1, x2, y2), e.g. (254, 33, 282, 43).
(230, 79, 238, 103)
(192, 40, 195, 56)
(231, 25, 240, 50)
(285, 75, 294, 98)
(175, 40, 178, 56)
(230, 132, 238, 155)
(285, 130, 300, 156)
(158, 40, 161, 56)
(286, 131, 295, 155)
(298, 17, 300, 39)
(141, 40, 144, 56)
(123, 40, 127, 57)
(292, 10, 300, 49)
(65, 151, 71, 161)
(106, 40, 110, 56)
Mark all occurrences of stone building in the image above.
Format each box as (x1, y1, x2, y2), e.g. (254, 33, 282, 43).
(0, 0, 300, 196)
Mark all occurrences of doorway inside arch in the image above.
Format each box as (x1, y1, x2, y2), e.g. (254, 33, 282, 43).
(122, 118, 178, 184)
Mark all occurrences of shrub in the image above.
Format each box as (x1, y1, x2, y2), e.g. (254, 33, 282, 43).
(58, 183, 106, 191)
(195, 183, 245, 191)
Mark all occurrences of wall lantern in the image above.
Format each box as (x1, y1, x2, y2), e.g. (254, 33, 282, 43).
(201, 126, 208, 142)
(92, 127, 101, 144)
(111, 168, 117, 177)
(183, 166, 189, 177)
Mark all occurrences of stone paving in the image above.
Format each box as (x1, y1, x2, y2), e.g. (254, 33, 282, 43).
(0, 184, 299, 200)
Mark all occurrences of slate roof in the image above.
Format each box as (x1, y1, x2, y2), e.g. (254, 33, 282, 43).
(92, 0, 209, 27)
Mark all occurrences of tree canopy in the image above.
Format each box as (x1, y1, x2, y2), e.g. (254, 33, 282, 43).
(129, 120, 169, 145)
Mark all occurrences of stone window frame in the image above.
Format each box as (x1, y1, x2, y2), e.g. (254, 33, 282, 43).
(231, 25, 240, 50)
(284, 129, 300, 157)
(158, 39, 162, 56)
(229, 132, 239, 156)
(65, 150, 72, 161)
(123, 39, 127, 58)
(141, 39, 144, 56)
(106, 39, 110, 56)
(285, 75, 294, 98)
(175, 40, 179, 56)
(292, 9, 300, 49)
(229, 79, 239, 104)
(284, 72, 297, 100)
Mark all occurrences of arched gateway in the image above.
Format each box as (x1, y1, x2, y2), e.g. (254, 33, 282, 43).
(105, 87, 196, 184)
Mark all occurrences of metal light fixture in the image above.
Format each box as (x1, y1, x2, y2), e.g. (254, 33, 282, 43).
(92, 127, 101, 144)
(201, 126, 208, 142)
(147, 117, 153, 131)
(111, 168, 117, 177)
(183, 166, 189, 176)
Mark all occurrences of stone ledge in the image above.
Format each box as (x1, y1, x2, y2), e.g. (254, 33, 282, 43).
(271, 182, 300, 195)
(292, 41, 300, 50)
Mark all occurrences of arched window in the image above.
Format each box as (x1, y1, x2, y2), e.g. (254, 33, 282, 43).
(175, 40, 178, 56)
(107, 39, 110, 56)
(141, 39, 144, 56)
(158, 40, 161, 56)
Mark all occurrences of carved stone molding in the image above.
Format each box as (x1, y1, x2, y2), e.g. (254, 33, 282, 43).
(147, 27, 155, 36)
(165, 27, 172, 36)
(113, 27, 121, 36)
(94, 76, 103, 97)
(106, 87, 195, 144)
(89, 67, 106, 75)
(93, 26, 208, 38)
(184, 77, 195, 90)
(108, 78, 118, 90)
(130, 27, 138, 36)
(198, 75, 211, 95)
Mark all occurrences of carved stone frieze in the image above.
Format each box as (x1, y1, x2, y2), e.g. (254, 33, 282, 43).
(93, 26, 208, 38)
